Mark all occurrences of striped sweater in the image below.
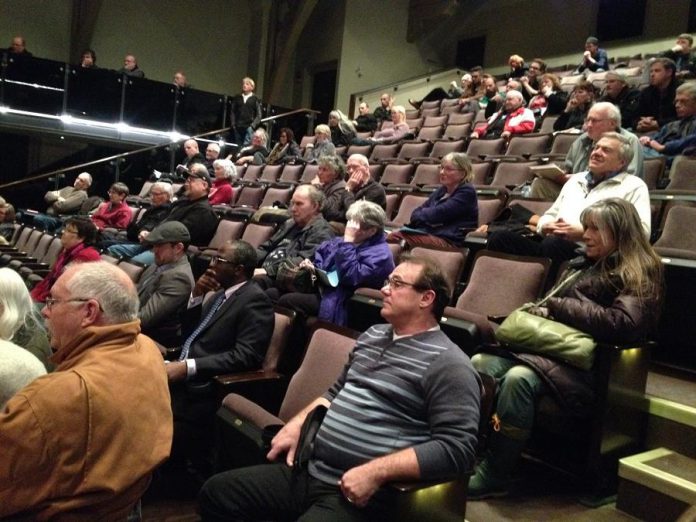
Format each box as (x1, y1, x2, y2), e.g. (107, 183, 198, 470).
(309, 324, 480, 485)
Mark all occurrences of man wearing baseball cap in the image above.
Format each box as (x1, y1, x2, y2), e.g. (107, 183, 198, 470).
(137, 221, 194, 346)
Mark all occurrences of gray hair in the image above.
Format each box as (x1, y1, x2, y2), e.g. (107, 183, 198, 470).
(348, 153, 369, 167)
(0, 267, 42, 341)
(346, 200, 386, 233)
(599, 131, 634, 166)
(213, 158, 237, 180)
(677, 82, 696, 102)
(253, 128, 268, 147)
(592, 101, 622, 127)
(206, 143, 221, 153)
(294, 183, 325, 207)
(77, 172, 93, 186)
(151, 181, 173, 199)
(64, 262, 139, 324)
(442, 152, 474, 183)
(392, 105, 406, 116)
(317, 155, 347, 181)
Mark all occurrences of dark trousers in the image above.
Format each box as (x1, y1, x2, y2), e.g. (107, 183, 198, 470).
(198, 463, 394, 522)
(487, 230, 579, 261)
(170, 382, 219, 472)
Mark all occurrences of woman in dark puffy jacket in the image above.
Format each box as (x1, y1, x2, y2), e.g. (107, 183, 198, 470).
(469, 198, 663, 499)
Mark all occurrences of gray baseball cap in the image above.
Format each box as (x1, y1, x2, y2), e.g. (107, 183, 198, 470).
(142, 221, 190, 245)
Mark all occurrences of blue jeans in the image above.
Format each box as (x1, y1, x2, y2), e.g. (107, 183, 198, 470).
(131, 250, 155, 265)
(107, 243, 145, 259)
(472, 353, 546, 431)
(32, 214, 63, 232)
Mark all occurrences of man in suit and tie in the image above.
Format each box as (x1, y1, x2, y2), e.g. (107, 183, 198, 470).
(136, 221, 194, 346)
(166, 239, 274, 477)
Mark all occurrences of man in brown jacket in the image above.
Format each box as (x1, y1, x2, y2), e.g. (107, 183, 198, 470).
(0, 262, 173, 520)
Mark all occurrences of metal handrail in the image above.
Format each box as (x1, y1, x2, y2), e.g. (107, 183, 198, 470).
(0, 107, 322, 190)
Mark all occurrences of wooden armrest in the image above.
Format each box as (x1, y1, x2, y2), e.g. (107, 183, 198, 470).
(214, 369, 283, 387)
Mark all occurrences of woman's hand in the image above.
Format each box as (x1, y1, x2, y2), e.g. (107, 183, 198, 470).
(527, 306, 550, 318)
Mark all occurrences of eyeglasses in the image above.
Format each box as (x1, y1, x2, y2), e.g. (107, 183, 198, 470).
(44, 297, 90, 309)
(210, 255, 236, 266)
(383, 276, 425, 291)
(584, 117, 609, 124)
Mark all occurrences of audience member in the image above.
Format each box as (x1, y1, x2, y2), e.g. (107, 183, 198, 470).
(531, 102, 644, 200)
(266, 127, 302, 165)
(599, 71, 641, 128)
(137, 222, 194, 347)
(6, 35, 31, 57)
(315, 155, 352, 224)
(33, 171, 92, 232)
(254, 184, 334, 291)
(169, 240, 273, 472)
(553, 81, 596, 131)
(105, 181, 173, 258)
(634, 57, 679, 132)
(129, 164, 218, 264)
(470, 198, 662, 499)
(0, 268, 47, 408)
(575, 36, 609, 73)
(407, 72, 475, 109)
(208, 159, 236, 205)
(373, 93, 393, 123)
(328, 109, 357, 146)
(199, 255, 480, 521)
(230, 77, 262, 146)
(489, 132, 650, 262)
(90, 182, 131, 231)
(173, 70, 188, 88)
(507, 54, 528, 79)
(30, 217, 101, 304)
(661, 33, 696, 79)
(363, 105, 411, 144)
(235, 128, 270, 165)
(527, 73, 567, 117)
(79, 48, 96, 69)
(345, 153, 387, 209)
(119, 54, 145, 78)
(304, 124, 336, 162)
(388, 152, 478, 248)
(179, 139, 205, 174)
(353, 102, 378, 132)
(0, 262, 172, 519)
(204, 142, 221, 171)
(481, 74, 504, 116)
(520, 58, 547, 102)
(278, 200, 394, 326)
(471, 90, 535, 140)
(640, 82, 696, 163)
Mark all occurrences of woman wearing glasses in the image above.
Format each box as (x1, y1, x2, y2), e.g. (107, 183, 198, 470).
(30, 217, 101, 304)
(388, 152, 478, 248)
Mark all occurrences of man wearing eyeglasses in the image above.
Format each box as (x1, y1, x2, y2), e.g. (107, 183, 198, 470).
(199, 255, 481, 521)
(167, 239, 273, 477)
(0, 262, 172, 519)
(529, 102, 643, 200)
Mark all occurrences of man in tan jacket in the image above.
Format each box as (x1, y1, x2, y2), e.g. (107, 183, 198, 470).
(0, 261, 173, 520)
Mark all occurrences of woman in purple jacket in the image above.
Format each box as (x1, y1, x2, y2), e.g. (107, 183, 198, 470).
(277, 200, 394, 326)
(388, 152, 478, 248)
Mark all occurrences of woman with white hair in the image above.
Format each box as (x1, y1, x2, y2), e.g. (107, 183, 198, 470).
(278, 200, 394, 326)
(0, 268, 49, 408)
(209, 159, 237, 205)
(328, 110, 357, 147)
(304, 124, 336, 162)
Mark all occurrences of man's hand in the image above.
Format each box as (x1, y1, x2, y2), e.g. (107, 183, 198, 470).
(470, 131, 480, 139)
(339, 462, 385, 508)
(193, 268, 221, 297)
(166, 361, 187, 382)
(639, 135, 652, 146)
(475, 224, 489, 234)
(266, 419, 303, 466)
(636, 117, 658, 133)
(549, 219, 583, 241)
(253, 268, 267, 277)
(345, 171, 363, 192)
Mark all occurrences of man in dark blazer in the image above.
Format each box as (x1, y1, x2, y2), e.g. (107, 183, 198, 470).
(137, 221, 194, 347)
(230, 77, 262, 147)
(166, 239, 274, 474)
